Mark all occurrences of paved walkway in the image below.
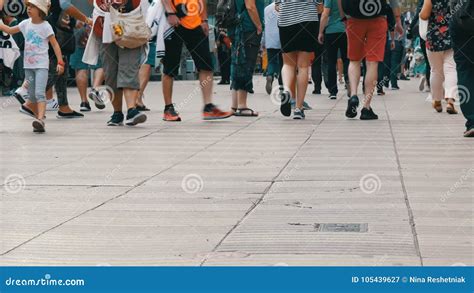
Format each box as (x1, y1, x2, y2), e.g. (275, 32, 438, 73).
(1, 76, 472, 266)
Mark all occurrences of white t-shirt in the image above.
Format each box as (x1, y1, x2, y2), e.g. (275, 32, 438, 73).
(19, 19, 54, 69)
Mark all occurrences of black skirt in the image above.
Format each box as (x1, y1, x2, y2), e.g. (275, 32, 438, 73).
(279, 21, 319, 53)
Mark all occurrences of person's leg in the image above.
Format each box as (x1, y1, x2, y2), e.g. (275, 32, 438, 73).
(24, 69, 37, 115)
(200, 70, 213, 105)
(348, 61, 362, 97)
(311, 49, 322, 93)
(92, 67, 105, 89)
(102, 43, 123, 113)
(282, 52, 298, 97)
(35, 69, 48, 121)
(325, 33, 339, 96)
(162, 29, 184, 107)
(390, 41, 402, 88)
(295, 51, 312, 109)
(443, 49, 458, 114)
(54, 56, 69, 108)
(75, 69, 89, 103)
(426, 50, 445, 102)
(363, 61, 379, 108)
(452, 26, 474, 133)
(137, 64, 152, 106)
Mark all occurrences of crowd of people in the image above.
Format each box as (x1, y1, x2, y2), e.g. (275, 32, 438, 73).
(0, 0, 473, 137)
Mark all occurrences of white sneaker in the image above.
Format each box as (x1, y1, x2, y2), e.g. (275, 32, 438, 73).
(425, 94, 432, 102)
(46, 99, 59, 111)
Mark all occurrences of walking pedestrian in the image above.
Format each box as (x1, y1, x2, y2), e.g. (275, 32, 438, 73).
(277, 0, 319, 119)
(262, 1, 282, 95)
(216, 29, 231, 85)
(420, 0, 458, 114)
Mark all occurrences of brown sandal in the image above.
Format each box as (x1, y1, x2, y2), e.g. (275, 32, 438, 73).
(446, 100, 458, 115)
(432, 101, 442, 113)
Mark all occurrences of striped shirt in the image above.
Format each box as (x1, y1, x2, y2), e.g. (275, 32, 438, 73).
(275, 0, 319, 27)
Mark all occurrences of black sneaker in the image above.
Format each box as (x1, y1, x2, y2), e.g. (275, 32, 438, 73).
(136, 104, 150, 112)
(345, 95, 359, 118)
(312, 89, 321, 95)
(329, 94, 337, 100)
(107, 112, 124, 126)
(293, 108, 305, 120)
(280, 91, 292, 117)
(32, 119, 45, 133)
(360, 107, 379, 120)
(265, 76, 273, 95)
(57, 110, 84, 119)
(19, 105, 35, 118)
(125, 108, 147, 126)
(80, 102, 91, 112)
(88, 89, 106, 110)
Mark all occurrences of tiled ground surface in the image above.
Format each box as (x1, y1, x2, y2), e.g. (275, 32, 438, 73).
(1, 76, 472, 266)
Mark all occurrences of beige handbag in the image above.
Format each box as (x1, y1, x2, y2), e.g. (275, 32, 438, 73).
(110, 6, 151, 49)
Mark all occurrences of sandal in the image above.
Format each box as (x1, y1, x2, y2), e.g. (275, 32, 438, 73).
(432, 101, 442, 113)
(234, 108, 259, 117)
(446, 100, 458, 115)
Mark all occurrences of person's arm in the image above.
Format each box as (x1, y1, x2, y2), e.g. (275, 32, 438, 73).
(48, 35, 65, 75)
(318, 7, 330, 44)
(0, 0, 4, 11)
(60, 0, 92, 25)
(162, 0, 180, 27)
(419, 0, 432, 20)
(245, 0, 263, 35)
(0, 21, 20, 35)
(337, 0, 345, 19)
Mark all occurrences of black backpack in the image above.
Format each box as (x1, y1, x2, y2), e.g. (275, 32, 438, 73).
(342, 0, 390, 19)
(216, 0, 241, 29)
(450, 0, 474, 34)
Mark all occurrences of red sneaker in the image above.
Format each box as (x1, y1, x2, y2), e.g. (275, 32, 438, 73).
(203, 104, 233, 120)
(163, 105, 181, 122)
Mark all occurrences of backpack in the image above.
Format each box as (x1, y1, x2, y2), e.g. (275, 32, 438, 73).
(450, 0, 474, 34)
(342, 0, 390, 19)
(216, 0, 240, 29)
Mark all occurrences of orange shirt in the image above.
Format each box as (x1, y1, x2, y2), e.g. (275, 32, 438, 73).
(173, 0, 202, 29)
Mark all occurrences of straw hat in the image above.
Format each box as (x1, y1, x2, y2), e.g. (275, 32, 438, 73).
(28, 0, 51, 16)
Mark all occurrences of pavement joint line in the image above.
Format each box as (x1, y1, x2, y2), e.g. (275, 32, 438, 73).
(383, 96, 424, 266)
(0, 114, 264, 257)
(199, 97, 342, 266)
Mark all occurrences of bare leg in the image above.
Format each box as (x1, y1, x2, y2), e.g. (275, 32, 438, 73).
(200, 70, 213, 105)
(37, 101, 46, 120)
(76, 69, 88, 103)
(295, 52, 313, 109)
(46, 88, 53, 101)
(363, 61, 378, 108)
(237, 90, 248, 109)
(231, 90, 238, 110)
(349, 60, 361, 97)
(112, 89, 123, 112)
(137, 64, 151, 106)
(123, 88, 137, 110)
(282, 52, 298, 98)
(92, 68, 104, 89)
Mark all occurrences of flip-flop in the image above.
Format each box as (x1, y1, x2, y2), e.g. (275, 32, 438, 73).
(234, 108, 258, 117)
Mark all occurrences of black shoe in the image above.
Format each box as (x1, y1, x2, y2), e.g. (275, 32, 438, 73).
(360, 107, 379, 120)
(377, 89, 385, 96)
(383, 80, 389, 88)
(136, 104, 151, 112)
(248, 89, 254, 94)
(391, 85, 400, 90)
(400, 75, 410, 81)
(464, 127, 474, 137)
(88, 89, 106, 110)
(217, 80, 230, 85)
(80, 102, 91, 112)
(107, 111, 124, 126)
(125, 108, 147, 126)
(329, 94, 337, 100)
(57, 110, 84, 119)
(32, 119, 45, 133)
(345, 95, 359, 118)
(19, 105, 35, 118)
(280, 91, 292, 117)
(312, 89, 321, 95)
(14, 92, 26, 104)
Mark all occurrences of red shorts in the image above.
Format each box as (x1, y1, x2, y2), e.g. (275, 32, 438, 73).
(346, 17, 388, 62)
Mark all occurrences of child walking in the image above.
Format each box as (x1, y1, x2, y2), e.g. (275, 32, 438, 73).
(0, 0, 64, 133)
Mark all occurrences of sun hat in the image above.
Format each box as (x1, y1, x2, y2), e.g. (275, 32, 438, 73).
(28, 0, 51, 16)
